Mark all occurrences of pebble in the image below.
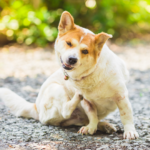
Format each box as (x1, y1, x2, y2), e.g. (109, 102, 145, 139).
(146, 138, 150, 142)
(102, 137, 110, 142)
(96, 145, 109, 150)
(113, 137, 120, 140)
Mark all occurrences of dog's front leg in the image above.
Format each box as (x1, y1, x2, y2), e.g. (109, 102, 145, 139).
(115, 93, 139, 140)
(78, 99, 99, 135)
(62, 92, 83, 119)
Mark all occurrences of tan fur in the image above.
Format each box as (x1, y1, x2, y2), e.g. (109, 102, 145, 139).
(58, 26, 97, 61)
(34, 103, 38, 112)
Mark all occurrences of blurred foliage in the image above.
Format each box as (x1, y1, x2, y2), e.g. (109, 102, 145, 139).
(0, 0, 150, 46)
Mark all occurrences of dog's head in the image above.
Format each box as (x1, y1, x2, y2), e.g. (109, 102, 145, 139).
(55, 11, 112, 80)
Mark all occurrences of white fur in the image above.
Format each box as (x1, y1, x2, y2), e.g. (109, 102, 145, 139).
(79, 27, 94, 43)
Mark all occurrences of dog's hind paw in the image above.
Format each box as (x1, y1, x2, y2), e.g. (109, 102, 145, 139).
(104, 124, 117, 134)
(98, 122, 117, 134)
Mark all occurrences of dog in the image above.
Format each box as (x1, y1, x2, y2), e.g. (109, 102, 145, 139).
(0, 11, 139, 140)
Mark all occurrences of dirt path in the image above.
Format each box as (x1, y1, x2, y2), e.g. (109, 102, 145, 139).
(0, 43, 150, 150)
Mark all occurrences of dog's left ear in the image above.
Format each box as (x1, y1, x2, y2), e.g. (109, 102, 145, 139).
(95, 32, 112, 50)
(58, 11, 75, 35)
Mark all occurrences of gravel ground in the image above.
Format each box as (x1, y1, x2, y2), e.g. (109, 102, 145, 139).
(0, 43, 150, 150)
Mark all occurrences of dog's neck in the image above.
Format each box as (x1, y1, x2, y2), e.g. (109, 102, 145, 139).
(63, 69, 91, 81)
(67, 65, 100, 90)
(63, 61, 98, 82)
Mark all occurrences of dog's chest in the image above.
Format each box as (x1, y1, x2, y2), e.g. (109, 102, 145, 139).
(69, 68, 118, 116)
(82, 83, 117, 116)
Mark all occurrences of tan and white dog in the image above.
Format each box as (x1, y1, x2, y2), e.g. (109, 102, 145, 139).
(0, 11, 139, 139)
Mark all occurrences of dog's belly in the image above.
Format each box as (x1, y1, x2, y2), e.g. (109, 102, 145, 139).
(71, 107, 88, 125)
(60, 107, 88, 126)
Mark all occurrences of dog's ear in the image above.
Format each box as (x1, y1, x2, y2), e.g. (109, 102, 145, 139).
(95, 32, 112, 50)
(58, 11, 74, 35)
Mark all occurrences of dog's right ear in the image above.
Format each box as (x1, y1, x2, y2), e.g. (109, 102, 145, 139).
(58, 11, 75, 35)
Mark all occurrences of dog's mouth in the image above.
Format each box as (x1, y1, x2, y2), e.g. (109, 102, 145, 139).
(60, 57, 74, 70)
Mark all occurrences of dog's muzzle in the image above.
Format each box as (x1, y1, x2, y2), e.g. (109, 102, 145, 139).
(60, 57, 74, 70)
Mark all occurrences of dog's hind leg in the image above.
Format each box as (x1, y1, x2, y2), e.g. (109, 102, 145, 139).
(62, 92, 83, 119)
(60, 118, 79, 126)
(38, 83, 82, 125)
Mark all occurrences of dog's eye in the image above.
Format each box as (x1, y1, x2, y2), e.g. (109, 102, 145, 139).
(66, 42, 72, 47)
(82, 50, 88, 54)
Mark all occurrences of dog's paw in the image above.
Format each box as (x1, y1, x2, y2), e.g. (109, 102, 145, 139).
(75, 90, 83, 100)
(104, 123, 117, 134)
(78, 94, 83, 100)
(78, 125, 97, 135)
(123, 130, 139, 140)
(98, 122, 117, 134)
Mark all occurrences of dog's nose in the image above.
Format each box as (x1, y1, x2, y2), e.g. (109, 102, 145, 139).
(68, 57, 77, 65)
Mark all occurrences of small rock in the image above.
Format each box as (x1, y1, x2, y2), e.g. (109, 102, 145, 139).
(146, 138, 150, 142)
(113, 137, 120, 140)
(96, 145, 109, 150)
(102, 137, 110, 142)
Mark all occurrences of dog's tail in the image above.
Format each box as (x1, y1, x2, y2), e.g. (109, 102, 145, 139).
(0, 88, 39, 120)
